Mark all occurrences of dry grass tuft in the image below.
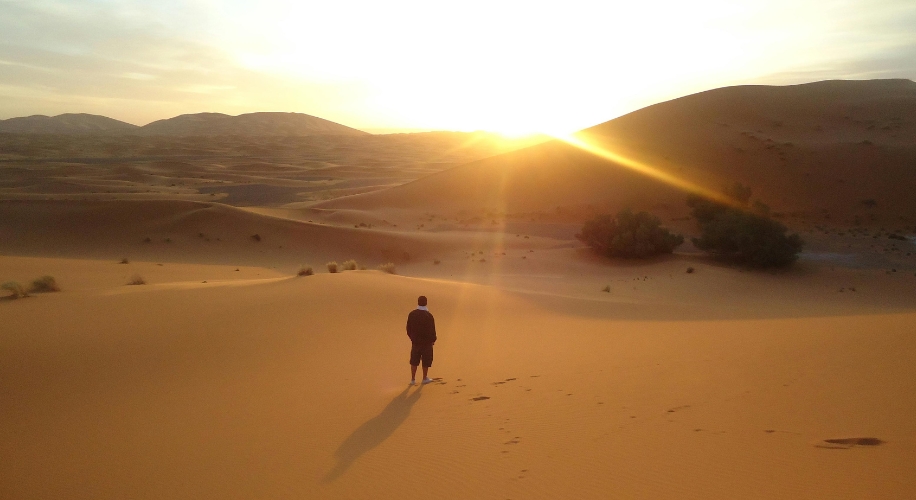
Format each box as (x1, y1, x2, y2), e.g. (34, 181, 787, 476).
(342, 259, 358, 271)
(298, 265, 314, 276)
(127, 274, 146, 285)
(30, 276, 60, 293)
(377, 262, 396, 274)
(326, 262, 339, 273)
(119, 258, 129, 264)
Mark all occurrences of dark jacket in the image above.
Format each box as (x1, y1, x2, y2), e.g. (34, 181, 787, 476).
(406, 309, 437, 346)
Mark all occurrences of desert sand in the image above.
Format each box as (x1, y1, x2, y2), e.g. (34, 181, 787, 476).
(2, 80, 916, 499)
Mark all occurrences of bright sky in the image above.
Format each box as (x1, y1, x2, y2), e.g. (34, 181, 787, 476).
(1, 0, 915, 135)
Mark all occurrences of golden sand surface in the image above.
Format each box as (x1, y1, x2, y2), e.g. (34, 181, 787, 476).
(2, 81, 916, 499)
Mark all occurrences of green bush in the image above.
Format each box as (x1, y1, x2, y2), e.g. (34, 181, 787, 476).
(687, 184, 803, 268)
(30, 275, 60, 293)
(577, 209, 683, 258)
(2, 281, 27, 299)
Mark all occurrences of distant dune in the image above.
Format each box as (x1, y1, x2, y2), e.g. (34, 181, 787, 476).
(0, 113, 139, 135)
(0, 111, 368, 137)
(316, 79, 916, 220)
(137, 112, 369, 137)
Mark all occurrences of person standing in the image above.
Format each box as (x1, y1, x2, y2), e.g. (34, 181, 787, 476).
(406, 295, 437, 385)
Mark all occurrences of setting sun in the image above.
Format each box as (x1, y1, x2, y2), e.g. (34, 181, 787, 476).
(2, 1, 916, 499)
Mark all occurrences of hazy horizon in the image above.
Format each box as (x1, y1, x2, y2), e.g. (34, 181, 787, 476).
(2, 0, 915, 135)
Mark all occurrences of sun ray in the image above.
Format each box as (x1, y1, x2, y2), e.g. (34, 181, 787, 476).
(553, 133, 743, 208)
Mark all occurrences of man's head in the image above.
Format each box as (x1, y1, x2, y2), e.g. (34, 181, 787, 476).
(417, 295, 427, 307)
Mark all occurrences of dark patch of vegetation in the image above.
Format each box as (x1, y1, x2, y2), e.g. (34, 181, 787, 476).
(30, 276, 60, 293)
(378, 262, 396, 274)
(686, 267, 695, 274)
(326, 262, 339, 273)
(577, 209, 683, 258)
(251, 233, 262, 242)
(119, 258, 129, 264)
(2, 281, 27, 299)
(127, 275, 146, 285)
(297, 265, 314, 276)
(687, 183, 803, 268)
(342, 260, 358, 271)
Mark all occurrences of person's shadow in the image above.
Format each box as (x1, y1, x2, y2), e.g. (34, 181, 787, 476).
(323, 386, 423, 482)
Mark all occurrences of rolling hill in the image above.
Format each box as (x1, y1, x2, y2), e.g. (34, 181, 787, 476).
(137, 112, 368, 137)
(0, 113, 139, 135)
(315, 79, 916, 222)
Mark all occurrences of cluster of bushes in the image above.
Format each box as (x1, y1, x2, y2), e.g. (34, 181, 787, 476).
(300, 260, 396, 275)
(2, 275, 60, 299)
(576, 209, 683, 258)
(686, 184, 803, 268)
(578, 183, 804, 268)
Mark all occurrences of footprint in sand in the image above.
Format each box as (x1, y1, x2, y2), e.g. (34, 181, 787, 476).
(814, 437, 885, 449)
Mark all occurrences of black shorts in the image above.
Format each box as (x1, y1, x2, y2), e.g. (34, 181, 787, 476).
(410, 344, 434, 367)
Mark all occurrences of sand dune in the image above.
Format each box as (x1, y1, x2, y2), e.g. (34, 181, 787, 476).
(0, 113, 139, 135)
(2, 79, 916, 500)
(2, 267, 914, 499)
(0, 199, 573, 269)
(317, 80, 916, 223)
(137, 112, 369, 137)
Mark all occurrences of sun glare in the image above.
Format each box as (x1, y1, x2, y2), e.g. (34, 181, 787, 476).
(554, 133, 740, 208)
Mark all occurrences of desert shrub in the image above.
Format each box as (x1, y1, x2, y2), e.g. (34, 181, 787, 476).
(342, 259, 358, 271)
(30, 275, 60, 293)
(577, 209, 683, 258)
(358, 264, 367, 270)
(127, 274, 146, 285)
(119, 258, 129, 264)
(688, 185, 803, 268)
(601, 285, 610, 293)
(377, 262, 396, 274)
(326, 261, 339, 273)
(2, 281, 27, 299)
(251, 234, 262, 242)
(297, 265, 314, 276)
(686, 267, 695, 274)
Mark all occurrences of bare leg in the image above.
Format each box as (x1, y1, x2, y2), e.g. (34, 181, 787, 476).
(411, 364, 418, 381)
(422, 366, 429, 379)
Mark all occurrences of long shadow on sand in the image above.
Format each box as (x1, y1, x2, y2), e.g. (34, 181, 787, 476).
(323, 386, 423, 482)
